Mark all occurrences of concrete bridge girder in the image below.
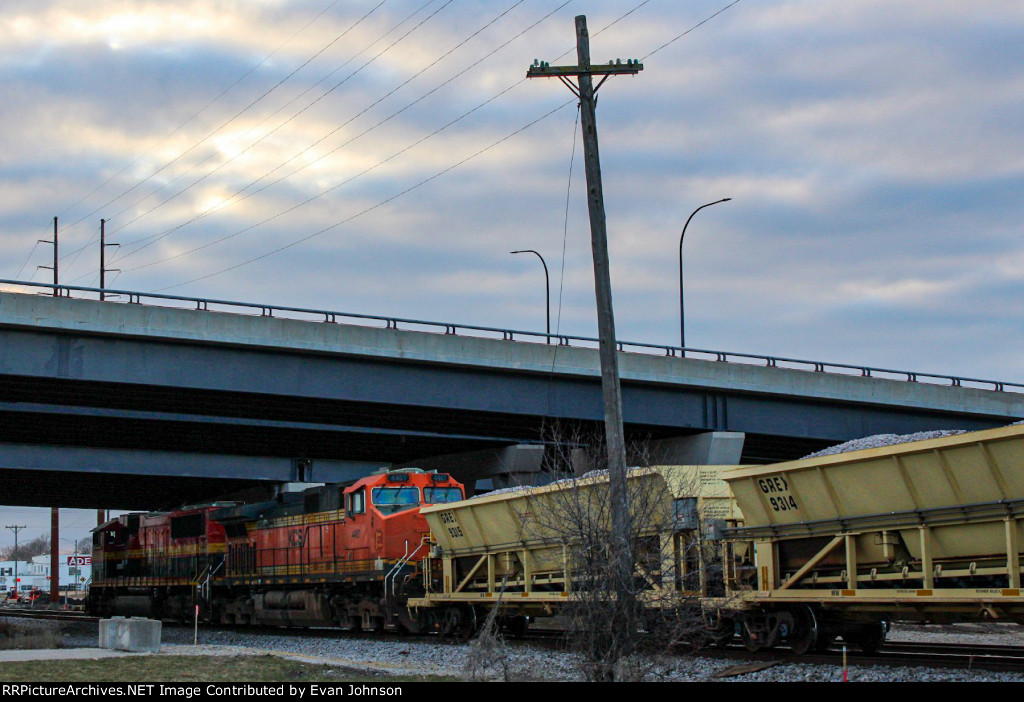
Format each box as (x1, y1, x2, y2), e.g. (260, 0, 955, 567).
(0, 291, 1021, 509)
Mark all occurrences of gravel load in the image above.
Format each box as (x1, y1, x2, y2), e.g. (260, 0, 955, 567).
(473, 467, 646, 500)
(802, 430, 967, 459)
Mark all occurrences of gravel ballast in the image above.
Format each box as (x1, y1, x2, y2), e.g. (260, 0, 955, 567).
(50, 621, 1024, 682)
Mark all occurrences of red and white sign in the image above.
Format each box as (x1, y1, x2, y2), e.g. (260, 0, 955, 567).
(67, 555, 92, 566)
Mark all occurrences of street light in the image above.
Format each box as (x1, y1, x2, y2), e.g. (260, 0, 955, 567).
(511, 250, 551, 343)
(679, 198, 731, 353)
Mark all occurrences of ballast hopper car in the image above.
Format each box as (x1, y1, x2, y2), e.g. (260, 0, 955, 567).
(720, 423, 1024, 652)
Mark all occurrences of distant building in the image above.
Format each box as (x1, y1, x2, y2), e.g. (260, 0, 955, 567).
(0, 555, 91, 593)
(0, 560, 32, 594)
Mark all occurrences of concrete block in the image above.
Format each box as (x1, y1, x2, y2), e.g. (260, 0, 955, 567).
(99, 617, 162, 653)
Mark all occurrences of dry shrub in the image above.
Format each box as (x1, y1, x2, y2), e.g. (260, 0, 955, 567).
(0, 617, 65, 650)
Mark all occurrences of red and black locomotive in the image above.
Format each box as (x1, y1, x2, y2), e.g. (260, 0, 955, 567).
(88, 468, 465, 632)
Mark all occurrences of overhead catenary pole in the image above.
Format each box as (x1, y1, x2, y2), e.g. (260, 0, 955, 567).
(527, 15, 643, 601)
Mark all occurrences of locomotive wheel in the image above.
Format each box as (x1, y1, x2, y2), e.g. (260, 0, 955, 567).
(786, 607, 820, 656)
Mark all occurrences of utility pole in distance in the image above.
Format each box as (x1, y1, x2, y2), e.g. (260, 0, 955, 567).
(100, 219, 120, 301)
(38, 217, 58, 296)
(528, 14, 643, 645)
(5, 525, 26, 598)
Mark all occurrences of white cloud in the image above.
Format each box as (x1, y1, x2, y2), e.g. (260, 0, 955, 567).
(0, 0, 1022, 382)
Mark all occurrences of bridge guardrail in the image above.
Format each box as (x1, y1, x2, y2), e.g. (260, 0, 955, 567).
(1, 279, 1019, 394)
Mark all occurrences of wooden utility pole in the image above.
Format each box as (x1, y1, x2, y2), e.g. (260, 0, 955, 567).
(527, 16, 643, 595)
(5, 525, 26, 598)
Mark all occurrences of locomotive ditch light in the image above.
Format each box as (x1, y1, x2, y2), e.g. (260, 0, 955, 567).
(430, 474, 450, 482)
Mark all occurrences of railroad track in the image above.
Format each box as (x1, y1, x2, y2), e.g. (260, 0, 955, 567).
(0, 608, 98, 623)
(3, 609, 1020, 674)
(699, 639, 1024, 674)
(873, 640, 1024, 672)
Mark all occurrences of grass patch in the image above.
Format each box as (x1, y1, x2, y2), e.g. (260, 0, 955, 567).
(0, 618, 64, 650)
(0, 654, 456, 683)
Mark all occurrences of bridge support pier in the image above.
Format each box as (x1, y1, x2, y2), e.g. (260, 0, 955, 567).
(400, 445, 545, 495)
(647, 431, 746, 466)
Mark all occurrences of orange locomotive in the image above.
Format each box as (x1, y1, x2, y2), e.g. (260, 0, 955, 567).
(89, 468, 465, 632)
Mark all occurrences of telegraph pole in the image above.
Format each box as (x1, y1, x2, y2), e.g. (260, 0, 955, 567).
(5, 525, 26, 598)
(527, 15, 643, 614)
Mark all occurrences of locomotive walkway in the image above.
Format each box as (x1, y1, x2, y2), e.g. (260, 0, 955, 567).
(1, 280, 1022, 509)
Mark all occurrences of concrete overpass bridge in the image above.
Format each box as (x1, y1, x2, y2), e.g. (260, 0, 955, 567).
(1, 280, 1022, 510)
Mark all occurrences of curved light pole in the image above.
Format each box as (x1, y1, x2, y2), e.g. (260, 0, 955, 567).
(511, 249, 550, 343)
(679, 198, 731, 354)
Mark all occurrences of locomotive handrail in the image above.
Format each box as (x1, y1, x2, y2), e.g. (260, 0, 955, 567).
(383, 541, 411, 599)
(384, 536, 428, 598)
(2, 278, 1020, 394)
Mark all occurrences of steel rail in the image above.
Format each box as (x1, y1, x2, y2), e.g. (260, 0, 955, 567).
(2, 278, 1020, 394)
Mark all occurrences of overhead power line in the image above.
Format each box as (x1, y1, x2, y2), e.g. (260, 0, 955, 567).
(105, 0, 448, 243)
(155, 99, 577, 292)
(114, 0, 572, 268)
(52, 0, 741, 292)
(56, 0, 351, 230)
(53, 0, 397, 272)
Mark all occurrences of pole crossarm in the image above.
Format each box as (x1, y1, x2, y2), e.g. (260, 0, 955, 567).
(527, 61, 643, 79)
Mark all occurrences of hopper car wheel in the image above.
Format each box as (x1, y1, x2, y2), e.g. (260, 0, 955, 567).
(813, 631, 836, 652)
(740, 622, 764, 653)
(845, 621, 887, 654)
(440, 607, 466, 638)
(440, 606, 477, 638)
(503, 615, 528, 639)
(786, 607, 820, 656)
(708, 618, 735, 650)
(459, 607, 478, 639)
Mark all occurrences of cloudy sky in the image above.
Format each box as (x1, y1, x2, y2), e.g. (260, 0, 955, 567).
(1, 1, 1023, 546)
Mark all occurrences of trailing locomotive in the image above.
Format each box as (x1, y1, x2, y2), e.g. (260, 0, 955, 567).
(88, 467, 465, 632)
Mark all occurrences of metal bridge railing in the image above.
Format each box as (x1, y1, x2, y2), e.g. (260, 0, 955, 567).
(2, 278, 1020, 394)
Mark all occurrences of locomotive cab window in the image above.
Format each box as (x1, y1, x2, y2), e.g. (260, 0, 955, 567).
(371, 486, 420, 515)
(348, 488, 366, 515)
(423, 486, 463, 504)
